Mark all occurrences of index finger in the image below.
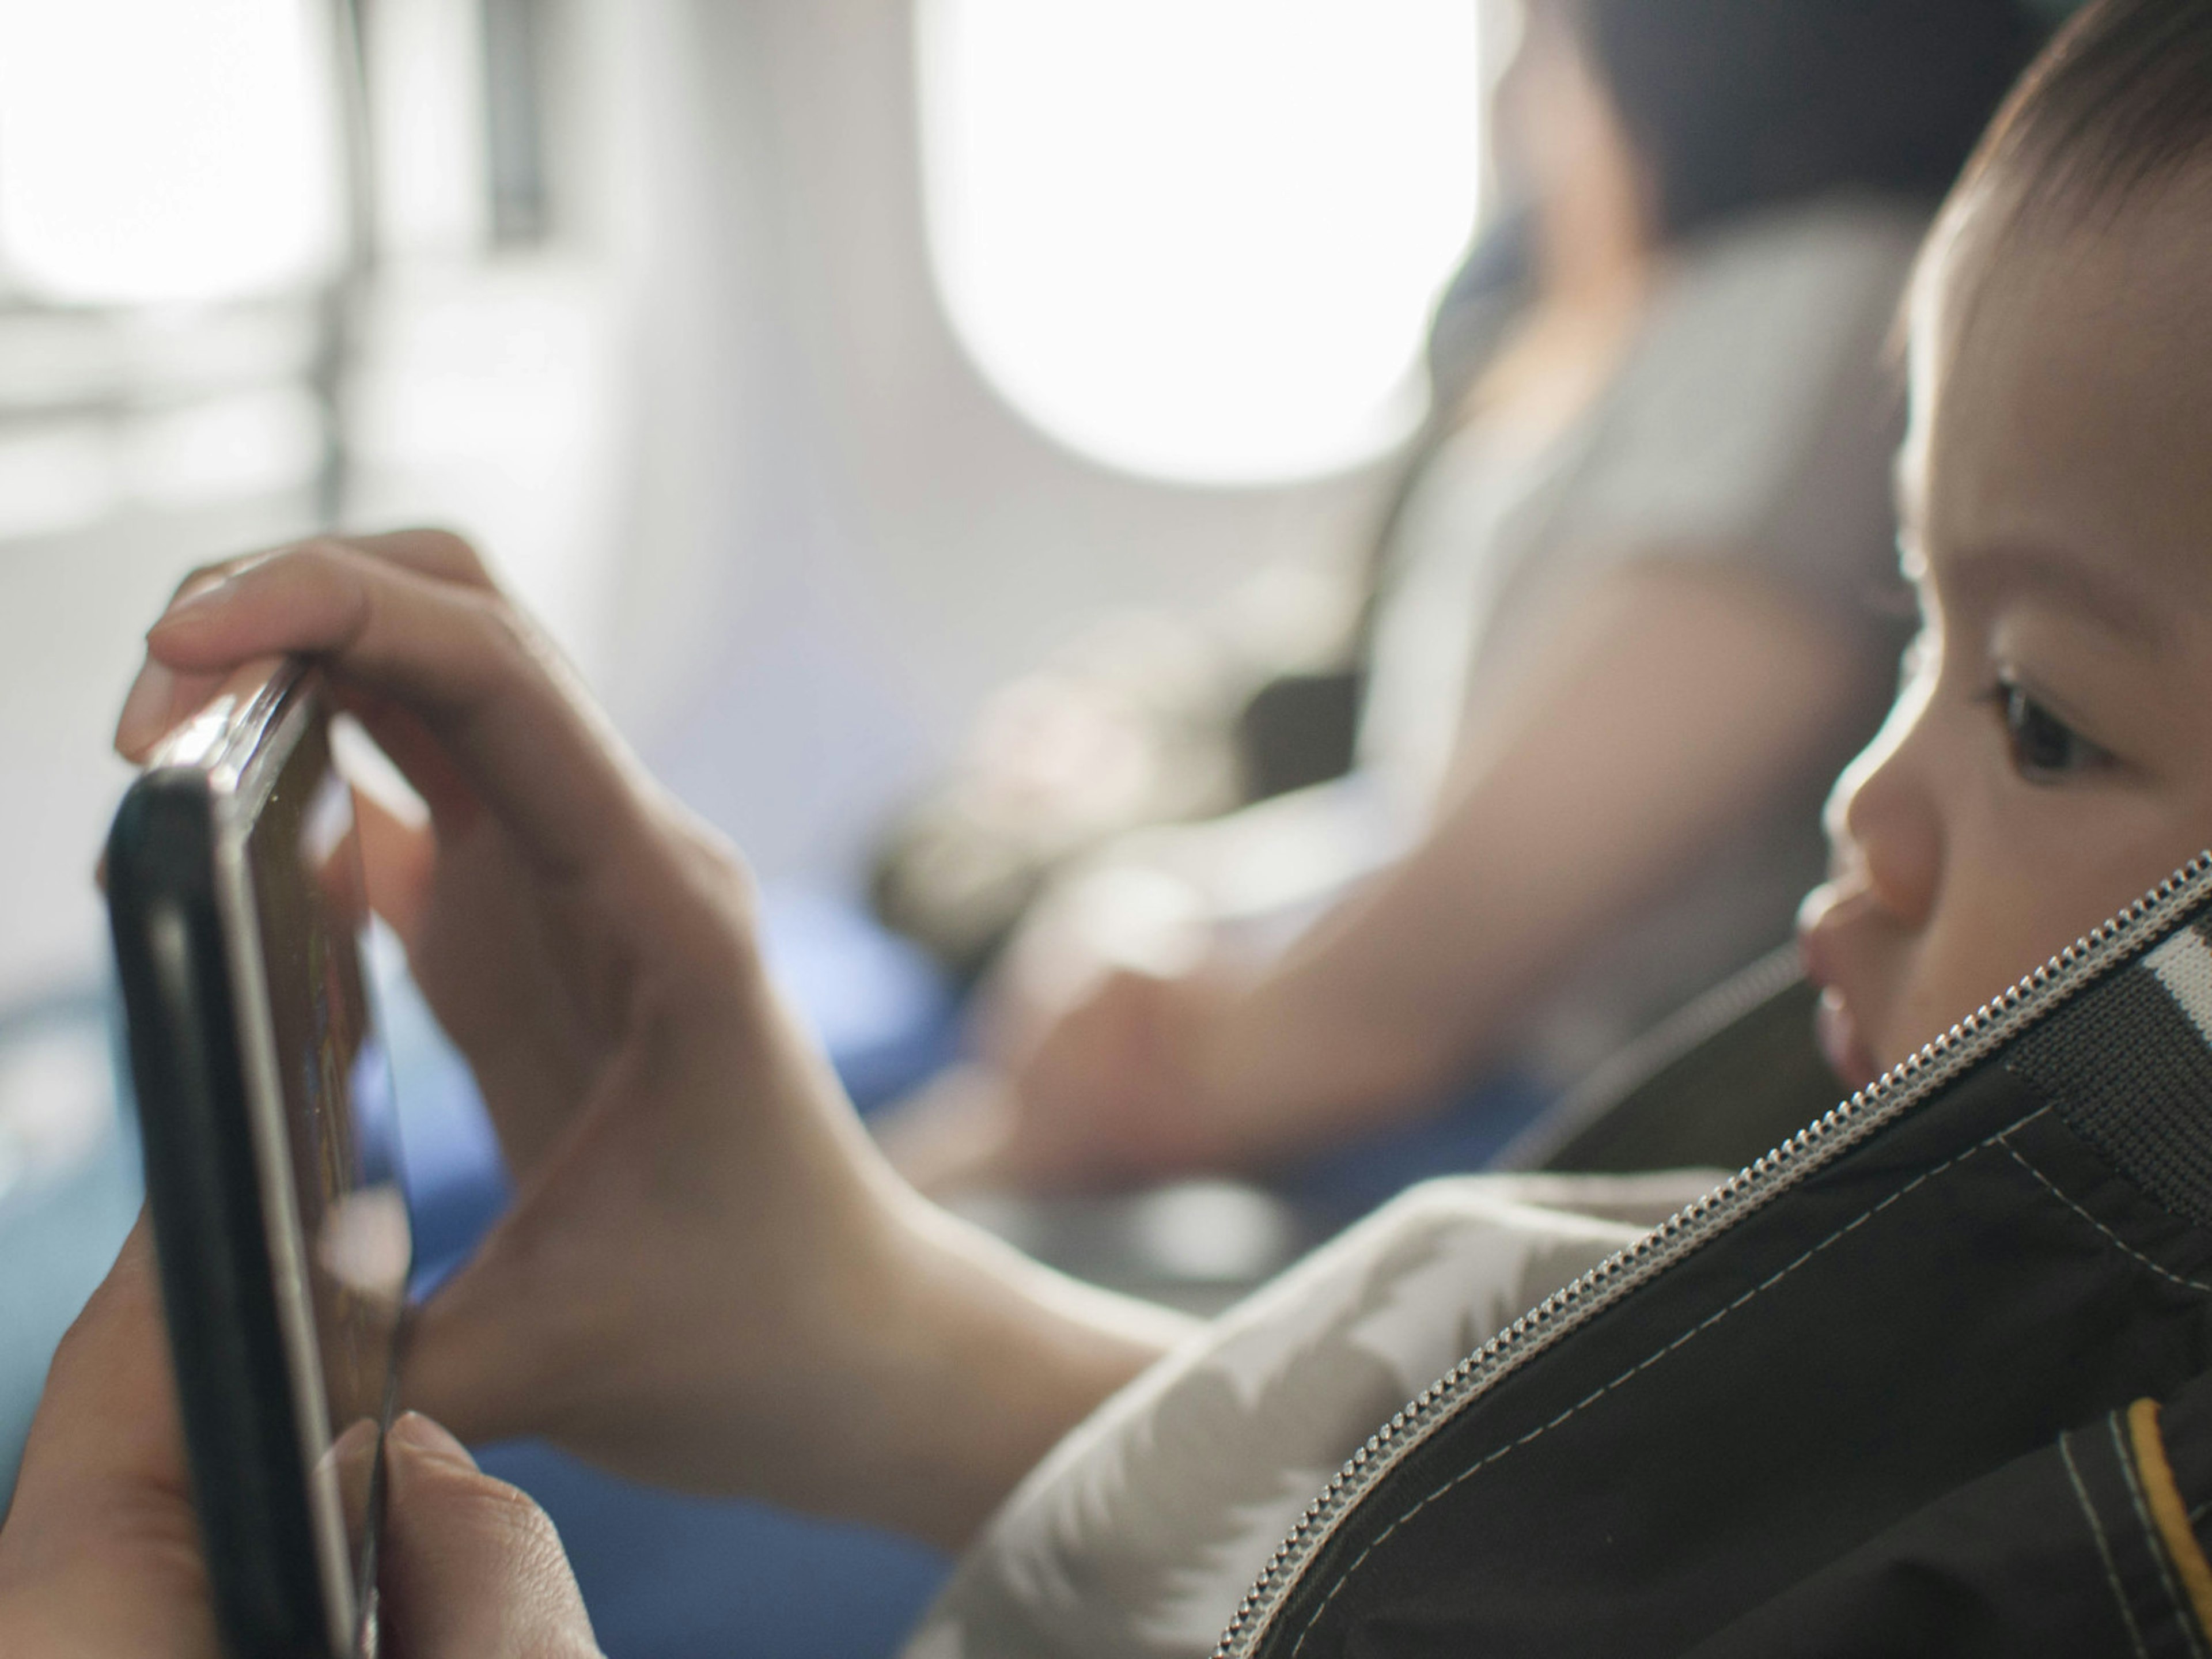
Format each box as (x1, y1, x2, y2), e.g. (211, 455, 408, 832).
(142, 539, 653, 884)
(158, 528, 499, 614)
(116, 532, 499, 763)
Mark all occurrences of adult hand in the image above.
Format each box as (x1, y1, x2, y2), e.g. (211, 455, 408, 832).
(885, 968, 1246, 1194)
(114, 532, 1185, 1548)
(1007, 968, 1244, 1186)
(0, 1222, 599, 1658)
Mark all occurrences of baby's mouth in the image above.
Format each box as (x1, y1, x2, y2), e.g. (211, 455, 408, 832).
(1797, 880, 1884, 1092)
(1812, 984, 1881, 1093)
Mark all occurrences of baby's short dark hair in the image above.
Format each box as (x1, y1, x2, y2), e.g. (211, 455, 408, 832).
(1969, 0, 2212, 224)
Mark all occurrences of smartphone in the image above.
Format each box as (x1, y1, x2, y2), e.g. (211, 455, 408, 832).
(105, 660, 411, 1659)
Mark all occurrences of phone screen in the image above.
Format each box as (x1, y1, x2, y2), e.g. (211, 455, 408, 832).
(240, 707, 411, 1622)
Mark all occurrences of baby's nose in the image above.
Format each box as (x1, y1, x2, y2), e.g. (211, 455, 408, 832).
(1826, 743, 1941, 930)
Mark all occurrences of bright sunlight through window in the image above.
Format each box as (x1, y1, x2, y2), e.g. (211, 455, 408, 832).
(0, 0, 339, 306)
(917, 0, 1484, 485)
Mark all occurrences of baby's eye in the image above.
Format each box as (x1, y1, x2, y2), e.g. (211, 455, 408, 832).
(1997, 679, 2112, 782)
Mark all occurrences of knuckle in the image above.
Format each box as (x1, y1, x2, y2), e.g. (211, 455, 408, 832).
(470, 596, 562, 700)
(669, 819, 765, 956)
(615, 843, 766, 1005)
(289, 544, 377, 641)
(286, 538, 355, 592)
(467, 589, 539, 660)
(427, 589, 533, 698)
(681, 818, 757, 904)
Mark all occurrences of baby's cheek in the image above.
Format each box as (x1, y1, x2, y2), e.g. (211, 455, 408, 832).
(1890, 893, 2053, 1052)
(1916, 841, 2200, 1050)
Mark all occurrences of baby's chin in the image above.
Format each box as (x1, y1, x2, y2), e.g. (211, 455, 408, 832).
(1832, 969, 2022, 1093)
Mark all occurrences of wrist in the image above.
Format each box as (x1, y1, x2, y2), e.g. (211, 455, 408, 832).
(825, 1185, 1194, 1550)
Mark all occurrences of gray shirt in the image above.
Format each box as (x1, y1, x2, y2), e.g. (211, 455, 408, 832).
(1361, 196, 1923, 1085)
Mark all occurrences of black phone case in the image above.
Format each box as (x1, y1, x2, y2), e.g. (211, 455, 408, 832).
(107, 770, 336, 1659)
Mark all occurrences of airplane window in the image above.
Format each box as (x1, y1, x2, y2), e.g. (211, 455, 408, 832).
(0, 0, 579, 554)
(916, 0, 1483, 484)
(0, 0, 340, 306)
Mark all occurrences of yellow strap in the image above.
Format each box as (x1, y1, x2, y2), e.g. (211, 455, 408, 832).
(2127, 1396, 2212, 1642)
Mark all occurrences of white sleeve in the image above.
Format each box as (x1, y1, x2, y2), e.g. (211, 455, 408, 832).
(904, 1170, 1720, 1659)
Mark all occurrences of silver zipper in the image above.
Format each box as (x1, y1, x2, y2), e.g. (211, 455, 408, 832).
(1213, 851, 2212, 1659)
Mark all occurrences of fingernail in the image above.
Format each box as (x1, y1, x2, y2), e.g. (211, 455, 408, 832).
(114, 662, 177, 755)
(149, 574, 233, 634)
(389, 1411, 478, 1471)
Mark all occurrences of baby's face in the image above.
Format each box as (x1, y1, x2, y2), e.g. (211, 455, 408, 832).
(1800, 172, 2212, 1088)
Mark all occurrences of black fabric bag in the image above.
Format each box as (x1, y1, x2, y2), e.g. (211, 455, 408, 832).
(1223, 855, 2212, 1658)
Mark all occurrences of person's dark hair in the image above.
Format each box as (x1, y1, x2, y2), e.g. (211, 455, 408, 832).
(1554, 0, 2047, 241)
(1961, 0, 2212, 222)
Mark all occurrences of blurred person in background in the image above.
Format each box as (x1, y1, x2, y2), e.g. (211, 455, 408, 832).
(881, 0, 2044, 1198)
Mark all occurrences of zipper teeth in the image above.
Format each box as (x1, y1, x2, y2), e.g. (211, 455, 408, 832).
(1213, 852, 2212, 1659)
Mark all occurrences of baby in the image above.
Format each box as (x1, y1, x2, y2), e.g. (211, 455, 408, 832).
(1800, 3, 2212, 1092)
(7, 1, 2212, 1653)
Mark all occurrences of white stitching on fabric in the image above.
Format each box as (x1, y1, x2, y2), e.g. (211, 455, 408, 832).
(2065, 1429, 2154, 1659)
(1284, 1107, 2052, 1654)
(1999, 1142, 2212, 1295)
(2110, 1409, 2211, 1659)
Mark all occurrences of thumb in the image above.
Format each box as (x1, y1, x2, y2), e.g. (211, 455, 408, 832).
(379, 1414, 599, 1659)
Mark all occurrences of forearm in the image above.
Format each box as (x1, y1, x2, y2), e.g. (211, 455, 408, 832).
(835, 1191, 1198, 1549)
(745, 994, 1198, 1548)
(493, 1154, 1193, 1552)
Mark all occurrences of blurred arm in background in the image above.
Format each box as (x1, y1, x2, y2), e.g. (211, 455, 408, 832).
(956, 564, 1868, 1187)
